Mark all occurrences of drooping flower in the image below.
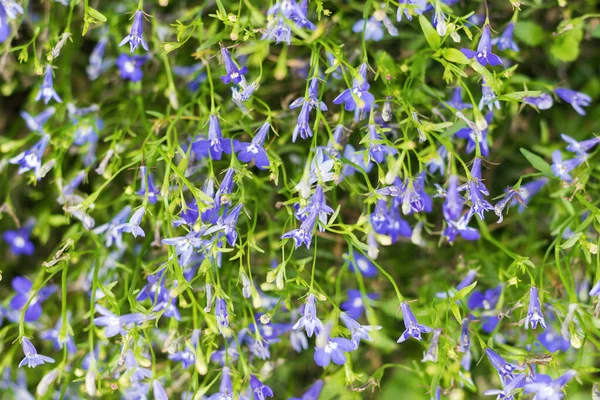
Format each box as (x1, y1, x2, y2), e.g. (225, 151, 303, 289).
(87, 37, 109, 80)
(480, 79, 501, 110)
(20, 107, 55, 134)
(204, 203, 244, 247)
(233, 122, 270, 169)
(554, 88, 591, 116)
(18, 338, 55, 368)
(494, 188, 521, 223)
(289, 380, 324, 400)
(116, 54, 149, 82)
(560, 134, 600, 156)
(511, 178, 548, 212)
(207, 367, 233, 400)
(93, 304, 147, 338)
(292, 294, 324, 338)
(366, 124, 398, 163)
(525, 286, 546, 330)
(92, 205, 132, 248)
(524, 370, 576, 400)
(136, 166, 160, 204)
(0, 6, 10, 43)
(119, 10, 149, 53)
(455, 111, 493, 156)
(9, 133, 51, 179)
(9, 276, 55, 322)
(339, 312, 381, 347)
(40, 316, 77, 353)
(215, 298, 230, 336)
(492, 22, 519, 52)
(220, 44, 248, 85)
(161, 232, 204, 266)
(333, 63, 375, 113)
(281, 211, 318, 249)
(485, 348, 524, 383)
(1, 0, 24, 20)
(523, 93, 554, 110)
(314, 331, 356, 368)
(484, 373, 527, 400)
(125, 350, 153, 383)
(113, 207, 146, 239)
(461, 24, 502, 66)
(192, 115, 231, 160)
(152, 380, 168, 400)
(36, 65, 62, 104)
(397, 302, 433, 343)
(249, 375, 274, 400)
(550, 150, 586, 182)
(537, 328, 570, 353)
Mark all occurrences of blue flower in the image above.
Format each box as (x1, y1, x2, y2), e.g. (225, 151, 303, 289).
(458, 318, 471, 353)
(119, 10, 149, 53)
(484, 373, 526, 400)
(125, 350, 152, 383)
(339, 312, 381, 347)
(523, 93, 554, 110)
(233, 122, 270, 169)
(9, 133, 51, 179)
(113, 207, 146, 239)
(443, 175, 465, 221)
(511, 178, 548, 212)
(396, 0, 427, 22)
(551, 150, 586, 181)
(137, 166, 160, 204)
(204, 203, 244, 247)
(590, 280, 600, 297)
(116, 54, 149, 82)
(537, 328, 570, 353)
(152, 380, 168, 400)
(340, 289, 379, 320)
(524, 370, 576, 400)
(397, 302, 432, 343)
(192, 115, 232, 160)
(492, 22, 519, 52)
(289, 380, 324, 400)
(0, 6, 10, 43)
(250, 375, 274, 400)
(443, 209, 480, 243)
(347, 252, 377, 278)
(40, 316, 77, 353)
(292, 294, 324, 338)
(525, 286, 546, 330)
(92, 205, 132, 248)
(215, 297, 229, 336)
(87, 37, 109, 80)
(352, 17, 384, 41)
(314, 335, 356, 367)
(494, 188, 520, 223)
(485, 348, 524, 383)
(18, 337, 55, 368)
(446, 87, 472, 111)
(3, 224, 35, 256)
(93, 304, 147, 338)
(465, 158, 493, 220)
(162, 232, 204, 266)
(554, 88, 591, 115)
(220, 44, 248, 85)
(36, 65, 62, 104)
(20, 107, 55, 134)
(461, 24, 502, 66)
(10, 276, 55, 322)
(455, 111, 493, 156)
(1, 0, 24, 19)
(263, 16, 292, 45)
(366, 124, 398, 163)
(468, 285, 502, 312)
(333, 63, 375, 113)
(480, 79, 501, 110)
(207, 367, 233, 400)
(282, 208, 318, 249)
(560, 133, 600, 156)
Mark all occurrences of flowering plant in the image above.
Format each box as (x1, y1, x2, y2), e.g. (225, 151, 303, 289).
(1, 0, 600, 399)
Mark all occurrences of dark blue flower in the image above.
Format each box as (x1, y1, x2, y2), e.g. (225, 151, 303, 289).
(554, 88, 591, 116)
(333, 63, 375, 113)
(3, 224, 35, 256)
(455, 111, 493, 156)
(10, 276, 55, 322)
(36, 65, 62, 104)
(220, 44, 248, 85)
(340, 289, 379, 319)
(397, 302, 432, 343)
(525, 286, 546, 330)
(19, 338, 55, 368)
(119, 10, 149, 53)
(461, 24, 502, 66)
(347, 252, 378, 278)
(208, 367, 233, 400)
(233, 122, 270, 169)
(136, 166, 160, 204)
(281, 211, 318, 249)
(485, 348, 524, 383)
(523, 93, 554, 110)
(366, 124, 397, 163)
(457, 318, 470, 353)
(352, 17, 385, 41)
(215, 297, 230, 336)
(492, 22, 519, 52)
(468, 285, 502, 312)
(443, 175, 465, 221)
(465, 158, 493, 219)
(192, 115, 232, 160)
(40, 316, 77, 353)
(116, 54, 149, 82)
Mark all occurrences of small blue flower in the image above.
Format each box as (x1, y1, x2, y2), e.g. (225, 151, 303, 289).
(457, 318, 470, 353)
(468, 285, 502, 312)
(162, 232, 204, 266)
(366, 124, 397, 163)
(339, 312, 381, 347)
(443, 175, 465, 221)
(465, 158, 493, 220)
(18, 337, 55, 368)
(215, 297, 229, 336)
(281, 211, 318, 249)
(560, 133, 600, 156)
(220, 44, 248, 85)
(92, 205, 132, 248)
(10, 276, 55, 322)
(125, 350, 152, 383)
(352, 17, 384, 41)
(396, 0, 427, 22)
(446, 87, 472, 111)
(87, 37, 109, 80)
(551, 150, 586, 181)
(1, 0, 24, 19)
(9, 133, 51, 179)
(340, 289, 379, 320)
(485, 348, 524, 383)
(333, 63, 375, 113)
(192, 115, 232, 160)
(93, 304, 147, 338)
(347, 252, 378, 278)
(479, 79, 501, 110)
(554, 88, 591, 116)
(3, 224, 35, 256)
(524, 370, 576, 400)
(314, 335, 355, 367)
(207, 366, 233, 400)
(461, 24, 502, 67)
(523, 93, 554, 110)
(455, 111, 493, 156)
(0, 6, 10, 43)
(511, 178, 548, 212)
(204, 203, 244, 247)
(113, 207, 146, 239)
(233, 122, 270, 169)
(492, 22, 519, 52)
(119, 10, 149, 53)
(525, 286, 546, 330)
(537, 328, 570, 353)
(397, 302, 432, 343)
(116, 54, 149, 82)
(250, 375, 274, 400)
(152, 380, 168, 400)
(292, 294, 324, 338)
(40, 315, 77, 353)
(289, 380, 324, 400)
(36, 65, 62, 104)
(494, 188, 520, 223)
(484, 373, 526, 400)
(590, 280, 600, 297)
(20, 107, 55, 134)
(136, 166, 160, 204)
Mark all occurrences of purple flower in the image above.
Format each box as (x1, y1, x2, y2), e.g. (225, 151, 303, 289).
(465, 158, 493, 219)
(455, 111, 493, 156)
(340, 312, 381, 346)
(523, 93, 554, 110)
(153, 380, 168, 400)
(443, 209, 480, 243)
(40, 316, 76, 353)
(314, 335, 355, 367)
(93, 304, 147, 337)
(136, 166, 160, 204)
(92, 205, 132, 248)
(250, 375, 274, 400)
(525, 286, 546, 330)
(162, 232, 203, 266)
(262, 16, 292, 45)
(9, 133, 51, 179)
(10, 277, 55, 322)
(204, 203, 244, 247)
(484, 373, 526, 400)
(560, 134, 600, 156)
(551, 150, 586, 181)
(397, 302, 432, 343)
(443, 175, 465, 221)
(480, 79, 501, 110)
(537, 328, 570, 353)
(119, 10, 149, 53)
(461, 24, 502, 66)
(525, 370, 576, 400)
(468, 285, 502, 312)
(116, 54, 149, 82)
(125, 350, 152, 382)
(113, 207, 146, 239)
(446, 87, 472, 111)
(511, 178, 548, 212)
(289, 380, 324, 400)
(347, 252, 377, 278)
(333, 63, 375, 113)
(590, 280, 600, 297)
(36, 65, 62, 104)
(207, 367, 233, 400)
(290, 77, 328, 112)
(220, 44, 248, 85)
(366, 124, 398, 163)
(492, 22, 519, 52)
(1, 0, 24, 19)
(87, 37, 109, 80)
(0, 6, 10, 43)
(554, 88, 591, 115)
(234, 122, 270, 169)
(192, 115, 232, 160)
(340, 144, 373, 179)
(18, 338, 55, 368)
(215, 298, 229, 336)
(494, 188, 520, 223)
(3, 224, 35, 256)
(341, 289, 379, 320)
(281, 211, 318, 249)
(20, 107, 55, 134)
(352, 17, 384, 41)
(485, 348, 524, 383)
(292, 294, 324, 338)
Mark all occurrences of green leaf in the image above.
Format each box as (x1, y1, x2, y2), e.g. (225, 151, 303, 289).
(551, 28, 583, 62)
(452, 281, 477, 301)
(442, 48, 470, 64)
(419, 15, 440, 50)
(86, 7, 107, 23)
(560, 232, 582, 249)
(520, 148, 554, 177)
(514, 21, 545, 46)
